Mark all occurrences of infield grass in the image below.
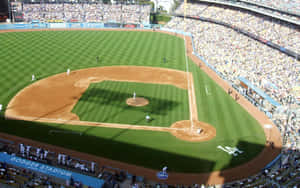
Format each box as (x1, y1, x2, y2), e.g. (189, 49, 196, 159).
(72, 81, 190, 126)
(0, 30, 266, 173)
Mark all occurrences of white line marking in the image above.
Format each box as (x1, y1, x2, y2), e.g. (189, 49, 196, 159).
(5, 115, 184, 132)
(183, 36, 194, 130)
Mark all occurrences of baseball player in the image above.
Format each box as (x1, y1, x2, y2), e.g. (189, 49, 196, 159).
(31, 74, 35, 81)
(162, 166, 168, 174)
(145, 115, 151, 122)
(36, 148, 41, 158)
(163, 57, 166, 63)
(58, 154, 62, 164)
(91, 162, 95, 173)
(67, 68, 70, 75)
(0, 104, 2, 112)
(26, 145, 31, 157)
(235, 93, 239, 101)
(62, 154, 66, 165)
(40, 149, 44, 160)
(133, 92, 136, 99)
(19, 143, 25, 156)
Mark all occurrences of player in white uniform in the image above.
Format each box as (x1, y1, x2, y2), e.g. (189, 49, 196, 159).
(145, 115, 151, 122)
(133, 92, 136, 99)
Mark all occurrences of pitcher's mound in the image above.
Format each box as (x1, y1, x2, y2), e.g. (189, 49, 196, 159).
(126, 97, 149, 107)
(170, 120, 216, 142)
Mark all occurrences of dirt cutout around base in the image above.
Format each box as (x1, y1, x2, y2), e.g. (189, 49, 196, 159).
(171, 120, 216, 142)
(126, 97, 149, 107)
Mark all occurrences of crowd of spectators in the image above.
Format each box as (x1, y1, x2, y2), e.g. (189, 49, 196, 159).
(242, 0, 300, 15)
(272, 106, 299, 150)
(166, 3, 300, 186)
(0, 161, 69, 187)
(223, 148, 300, 187)
(175, 3, 299, 53)
(22, 3, 151, 24)
(206, 0, 300, 22)
(1, 1, 300, 187)
(166, 16, 299, 108)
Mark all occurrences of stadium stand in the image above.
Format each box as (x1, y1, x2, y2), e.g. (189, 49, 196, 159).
(241, 0, 300, 15)
(1, 0, 299, 187)
(196, 0, 300, 24)
(165, 1, 299, 187)
(174, 3, 299, 53)
(20, 3, 151, 24)
(167, 2, 300, 108)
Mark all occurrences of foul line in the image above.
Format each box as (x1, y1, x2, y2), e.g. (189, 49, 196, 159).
(6, 115, 184, 132)
(184, 36, 195, 130)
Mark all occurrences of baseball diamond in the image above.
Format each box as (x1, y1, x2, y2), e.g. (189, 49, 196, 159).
(0, 29, 282, 185)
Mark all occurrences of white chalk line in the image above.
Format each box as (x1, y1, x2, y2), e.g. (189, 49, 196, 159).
(6, 115, 186, 132)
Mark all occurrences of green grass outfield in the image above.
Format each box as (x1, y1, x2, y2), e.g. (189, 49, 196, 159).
(0, 30, 266, 173)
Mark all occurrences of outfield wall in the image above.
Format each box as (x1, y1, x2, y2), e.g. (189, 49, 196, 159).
(0, 22, 163, 30)
(0, 23, 194, 36)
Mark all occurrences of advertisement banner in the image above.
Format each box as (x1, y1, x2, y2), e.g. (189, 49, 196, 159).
(0, 152, 104, 188)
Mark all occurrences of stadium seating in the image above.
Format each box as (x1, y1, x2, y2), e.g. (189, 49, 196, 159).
(22, 3, 150, 24)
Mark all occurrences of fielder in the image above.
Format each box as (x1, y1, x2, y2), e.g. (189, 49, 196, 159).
(133, 92, 136, 100)
(145, 115, 151, 122)
(31, 74, 35, 81)
(67, 68, 70, 75)
(163, 57, 166, 63)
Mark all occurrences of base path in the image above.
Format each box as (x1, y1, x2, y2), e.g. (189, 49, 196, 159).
(1, 29, 282, 185)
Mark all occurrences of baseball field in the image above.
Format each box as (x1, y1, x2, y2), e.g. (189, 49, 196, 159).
(0, 29, 281, 184)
